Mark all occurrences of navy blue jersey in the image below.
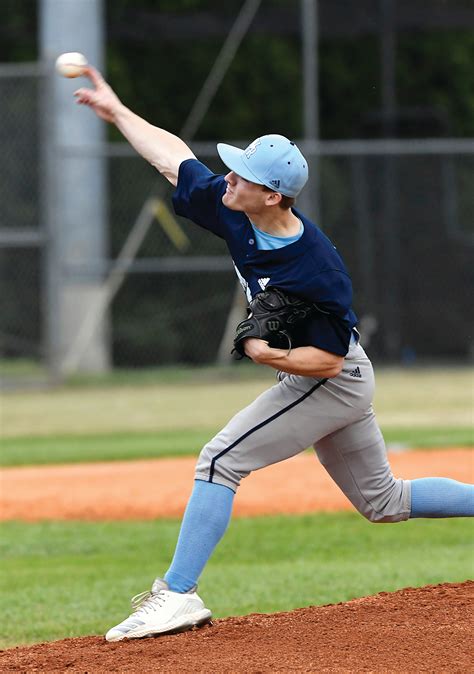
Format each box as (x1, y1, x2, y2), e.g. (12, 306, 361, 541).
(173, 159, 358, 355)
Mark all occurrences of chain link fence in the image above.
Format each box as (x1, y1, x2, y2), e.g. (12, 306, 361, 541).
(0, 64, 46, 384)
(1, 68, 473, 385)
(315, 148, 473, 362)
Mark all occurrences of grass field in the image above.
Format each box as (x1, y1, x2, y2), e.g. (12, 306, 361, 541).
(1, 513, 473, 648)
(0, 426, 471, 467)
(1, 366, 472, 466)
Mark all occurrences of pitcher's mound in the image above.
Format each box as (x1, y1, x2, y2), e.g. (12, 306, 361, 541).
(2, 581, 472, 672)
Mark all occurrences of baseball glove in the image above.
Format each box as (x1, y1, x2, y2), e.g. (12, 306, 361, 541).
(233, 287, 315, 358)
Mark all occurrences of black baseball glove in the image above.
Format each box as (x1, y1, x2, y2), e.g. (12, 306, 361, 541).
(233, 287, 315, 358)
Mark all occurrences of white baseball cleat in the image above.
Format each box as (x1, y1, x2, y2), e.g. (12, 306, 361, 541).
(105, 578, 212, 642)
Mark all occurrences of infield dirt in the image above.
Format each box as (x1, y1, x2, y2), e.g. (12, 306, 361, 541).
(1, 581, 472, 672)
(1, 448, 472, 520)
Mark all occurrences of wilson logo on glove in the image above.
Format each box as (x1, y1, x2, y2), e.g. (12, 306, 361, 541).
(235, 324, 253, 339)
(266, 320, 281, 332)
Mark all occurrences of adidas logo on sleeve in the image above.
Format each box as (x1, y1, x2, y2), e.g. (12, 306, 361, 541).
(349, 366, 362, 378)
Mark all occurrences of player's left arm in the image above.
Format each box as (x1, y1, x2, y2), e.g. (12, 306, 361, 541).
(243, 338, 343, 378)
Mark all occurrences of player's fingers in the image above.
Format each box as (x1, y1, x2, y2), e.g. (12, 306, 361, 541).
(73, 88, 96, 105)
(73, 88, 89, 99)
(84, 65, 106, 88)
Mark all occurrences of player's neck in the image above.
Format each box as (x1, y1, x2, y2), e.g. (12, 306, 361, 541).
(246, 208, 300, 237)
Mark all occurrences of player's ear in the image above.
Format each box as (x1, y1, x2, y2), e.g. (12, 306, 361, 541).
(265, 191, 282, 207)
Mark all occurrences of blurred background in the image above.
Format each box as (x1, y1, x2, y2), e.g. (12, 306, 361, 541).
(1, 0, 473, 385)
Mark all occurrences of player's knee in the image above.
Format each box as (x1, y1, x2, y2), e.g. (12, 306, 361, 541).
(363, 509, 404, 524)
(357, 478, 410, 523)
(195, 443, 248, 492)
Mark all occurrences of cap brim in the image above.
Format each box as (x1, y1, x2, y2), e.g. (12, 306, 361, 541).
(217, 143, 265, 185)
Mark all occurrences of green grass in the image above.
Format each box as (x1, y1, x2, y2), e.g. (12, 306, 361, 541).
(0, 430, 209, 466)
(1, 514, 472, 648)
(1, 366, 472, 466)
(0, 358, 47, 378)
(0, 426, 472, 467)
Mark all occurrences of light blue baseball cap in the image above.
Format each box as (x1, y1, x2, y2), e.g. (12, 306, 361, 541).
(217, 134, 308, 198)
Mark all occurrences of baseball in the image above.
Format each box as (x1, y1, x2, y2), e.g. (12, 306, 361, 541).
(55, 52, 88, 78)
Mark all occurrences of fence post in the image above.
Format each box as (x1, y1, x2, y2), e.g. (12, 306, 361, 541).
(39, 0, 110, 375)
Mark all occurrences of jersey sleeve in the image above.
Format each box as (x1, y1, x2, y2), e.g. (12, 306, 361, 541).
(172, 159, 227, 238)
(295, 269, 357, 355)
(296, 311, 354, 356)
(305, 268, 354, 315)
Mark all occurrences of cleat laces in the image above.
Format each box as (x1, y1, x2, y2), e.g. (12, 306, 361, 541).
(130, 589, 167, 615)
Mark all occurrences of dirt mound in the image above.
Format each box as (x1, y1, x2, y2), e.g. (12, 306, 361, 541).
(1, 581, 472, 672)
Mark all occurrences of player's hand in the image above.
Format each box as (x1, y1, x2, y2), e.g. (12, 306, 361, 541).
(74, 66, 123, 123)
(243, 338, 285, 364)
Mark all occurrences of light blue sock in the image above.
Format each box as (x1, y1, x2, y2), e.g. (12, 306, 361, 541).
(164, 479, 235, 593)
(410, 478, 474, 518)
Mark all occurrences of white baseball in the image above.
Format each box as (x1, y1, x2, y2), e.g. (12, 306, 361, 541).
(55, 52, 88, 78)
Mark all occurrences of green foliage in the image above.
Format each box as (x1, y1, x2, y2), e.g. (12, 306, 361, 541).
(104, 10, 474, 140)
(1, 514, 472, 647)
(198, 35, 302, 140)
(5, 2, 472, 138)
(398, 31, 474, 137)
(0, 0, 37, 62)
(319, 36, 381, 139)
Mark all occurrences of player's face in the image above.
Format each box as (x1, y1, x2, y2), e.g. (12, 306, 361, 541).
(222, 171, 268, 213)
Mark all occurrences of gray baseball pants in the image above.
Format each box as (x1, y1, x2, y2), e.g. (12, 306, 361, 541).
(196, 341, 411, 523)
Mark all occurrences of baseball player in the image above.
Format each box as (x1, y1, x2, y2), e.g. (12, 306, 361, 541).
(74, 67, 474, 642)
